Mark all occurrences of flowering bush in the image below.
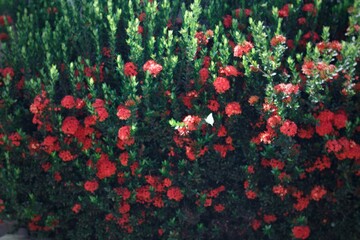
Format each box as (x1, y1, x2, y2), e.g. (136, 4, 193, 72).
(0, 0, 359, 239)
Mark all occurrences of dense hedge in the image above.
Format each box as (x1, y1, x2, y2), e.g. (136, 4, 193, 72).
(0, 0, 359, 239)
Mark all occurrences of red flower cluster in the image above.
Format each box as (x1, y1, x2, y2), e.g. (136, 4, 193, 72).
(143, 60, 163, 77)
(213, 77, 230, 94)
(234, 40, 253, 57)
(92, 99, 108, 122)
(61, 116, 79, 135)
(61, 95, 76, 109)
(166, 186, 183, 201)
(280, 120, 298, 137)
(274, 83, 299, 95)
(0, 15, 13, 26)
(117, 105, 131, 120)
(118, 126, 131, 141)
(96, 154, 117, 179)
(292, 225, 310, 239)
(270, 35, 286, 46)
(278, 4, 289, 18)
(225, 102, 242, 117)
(124, 62, 138, 77)
(84, 180, 99, 193)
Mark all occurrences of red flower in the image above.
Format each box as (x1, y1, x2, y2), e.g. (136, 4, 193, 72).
(136, 186, 152, 203)
(54, 172, 62, 182)
(272, 185, 288, 200)
(251, 219, 261, 231)
(59, 150, 76, 162)
(0, 15, 13, 26)
(84, 180, 99, 193)
(263, 214, 277, 224)
(143, 60, 163, 77)
(183, 115, 202, 131)
(0, 199, 5, 213)
(315, 121, 333, 136)
(302, 3, 315, 13)
(117, 105, 131, 120)
(245, 190, 257, 199)
(293, 197, 309, 211)
(225, 102, 242, 117)
(1, 67, 14, 79)
(223, 14, 232, 28)
(96, 154, 117, 179)
(234, 41, 253, 57)
(270, 35, 286, 46)
(221, 65, 241, 77)
(301, 61, 315, 76)
(214, 204, 225, 212)
(119, 201, 131, 214)
(280, 120, 297, 137)
(72, 204, 81, 214)
(213, 77, 230, 94)
(278, 4, 289, 18)
(333, 112, 347, 129)
(118, 126, 131, 140)
(185, 146, 196, 161)
(119, 151, 129, 166)
(124, 62, 138, 77)
(61, 95, 76, 109)
(61, 116, 79, 135)
(199, 68, 209, 84)
(207, 99, 220, 112)
(167, 187, 183, 201)
(292, 226, 310, 239)
(310, 186, 327, 201)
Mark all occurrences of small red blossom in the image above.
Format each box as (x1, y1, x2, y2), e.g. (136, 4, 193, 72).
(1, 67, 14, 79)
(293, 197, 310, 211)
(311, 186, 327, 201)
(61, 95, 76, 109)
(251, 219, 261, 231)
(246, 190, 257, 199)
(119, 152, 129, 166)
(280, 120, 298, 137)
(59, 150, 76, 162)
(214, 204, 225, 212)
(117, 105, 131, 120)
(96, 154, 117, 179)
(234, 41, 253, 57)
(0, 199, 4, 213)
(270, 35, 286, 46)
(61, 116, 79, 135)
(263, 214, 277, 224)
(199, 68, 209, 84)
(207, 99, 220, 112)
(292, 226, 310, 239)
(183, 115, 202, 131)
(223, 15, 232, 28)
(221, 65, 241, 77)
(124, 62, 138, 77)
(225, 102, 242, 117)
(278, 4, 289, 18)
(119, 201, 131, 214)
(272, 185, 288, 200)
(72, 204, 81, 214)
(118, 126, 131, 140)
(84, 180, 99, 193)
(143, 60, 163, 77)
(213, 77, 230, 94)
(167, 187, 183, 201)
